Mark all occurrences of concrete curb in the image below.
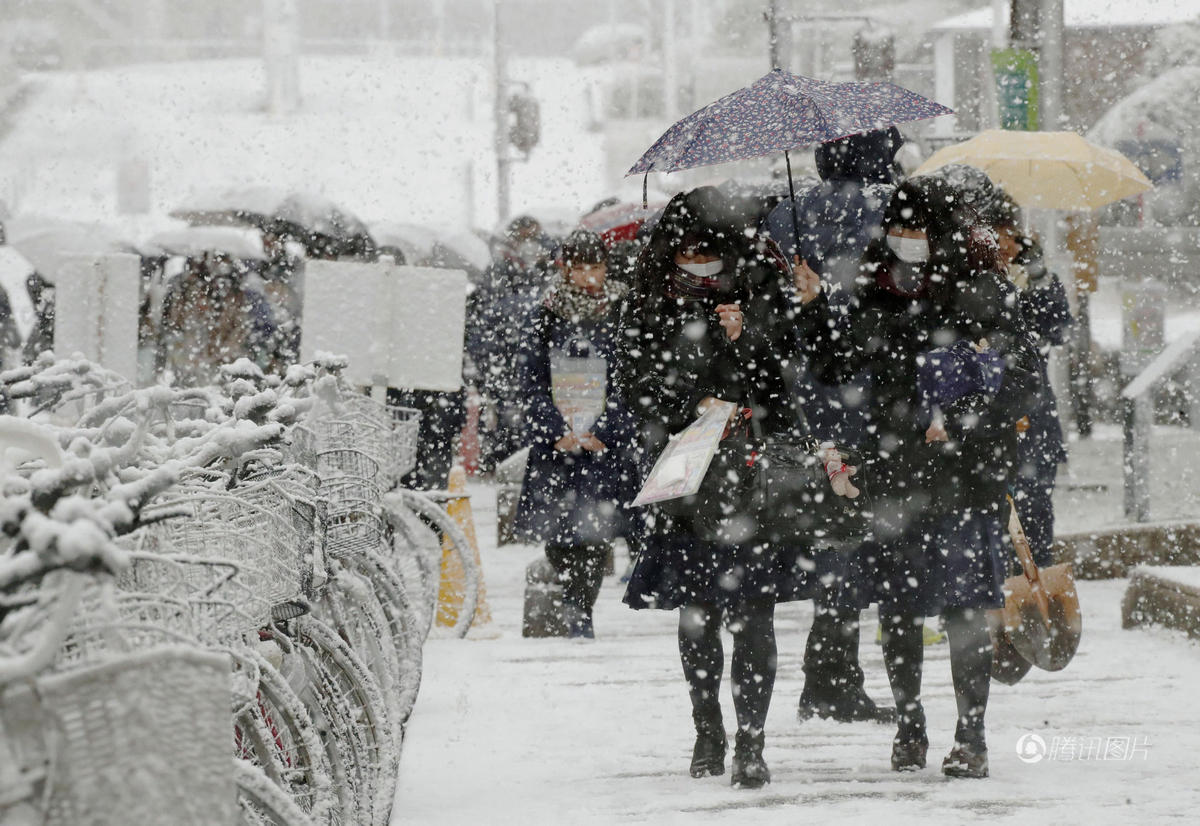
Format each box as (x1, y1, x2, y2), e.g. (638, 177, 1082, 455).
(1122, 566, 1200, 638)
(1053, 521, 1200, 579)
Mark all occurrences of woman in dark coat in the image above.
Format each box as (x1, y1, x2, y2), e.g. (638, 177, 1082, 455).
(982, 192, 1073, 566)
(618, 186, 819, 789)
(512, 230, 639, 639)
(794, 176, 1042, 778)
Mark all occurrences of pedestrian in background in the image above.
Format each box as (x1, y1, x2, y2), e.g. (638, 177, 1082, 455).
(512, 229, 638, 639)
(982, 190, 1073, 566)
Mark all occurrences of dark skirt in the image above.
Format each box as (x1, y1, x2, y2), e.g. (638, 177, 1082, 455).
(622, 530, 825, 611)
(836, 507, 1007, 615)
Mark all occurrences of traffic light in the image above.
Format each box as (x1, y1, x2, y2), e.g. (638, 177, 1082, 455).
(508, 91, 540, 156)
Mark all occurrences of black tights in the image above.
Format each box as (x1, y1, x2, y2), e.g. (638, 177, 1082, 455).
(678, 601, 777, 737)
(879, 607, 993, 749)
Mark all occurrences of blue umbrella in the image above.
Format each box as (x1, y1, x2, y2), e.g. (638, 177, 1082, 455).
(628, 69, 953, 239)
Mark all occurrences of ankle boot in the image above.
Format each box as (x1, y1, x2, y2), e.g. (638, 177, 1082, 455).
(890, 704, 928, 772)
(942, 742, 989, 778)
(730, 729, 770, 789)
(689, 706, 725, 778)
(689, 731, 727, 778)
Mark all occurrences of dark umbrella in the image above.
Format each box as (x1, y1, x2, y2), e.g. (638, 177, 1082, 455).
(628, 69, 953, 239)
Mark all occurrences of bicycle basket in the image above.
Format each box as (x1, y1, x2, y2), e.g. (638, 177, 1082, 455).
(40, 647, 236, 825)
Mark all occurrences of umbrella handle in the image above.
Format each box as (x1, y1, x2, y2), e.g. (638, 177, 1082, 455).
(785, 151, 801, 258)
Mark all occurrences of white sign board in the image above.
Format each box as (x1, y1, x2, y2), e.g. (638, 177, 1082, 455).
(52, 253, 141, 381)
(300, 260, 467, 392)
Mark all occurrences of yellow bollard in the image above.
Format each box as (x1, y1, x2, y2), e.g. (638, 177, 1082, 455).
(436, 465, 492, 628)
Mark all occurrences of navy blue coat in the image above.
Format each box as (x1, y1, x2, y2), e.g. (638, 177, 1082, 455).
(512, 301, 640, 546)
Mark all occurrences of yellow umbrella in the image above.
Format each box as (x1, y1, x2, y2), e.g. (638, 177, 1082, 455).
(914, 130, 1152, 210)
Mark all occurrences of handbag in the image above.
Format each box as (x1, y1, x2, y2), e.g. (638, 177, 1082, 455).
(750, 432, 872, 552)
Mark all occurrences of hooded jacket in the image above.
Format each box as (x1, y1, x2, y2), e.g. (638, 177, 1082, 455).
(765, 127, 902, 292)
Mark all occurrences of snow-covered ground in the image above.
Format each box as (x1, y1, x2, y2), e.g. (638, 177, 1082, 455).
(394, 480, 1200, 825)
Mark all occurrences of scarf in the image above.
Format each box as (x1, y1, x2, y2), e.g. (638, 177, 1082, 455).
(545, 279, 628, 322)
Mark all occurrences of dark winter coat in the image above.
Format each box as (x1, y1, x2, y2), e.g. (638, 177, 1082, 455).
(512, 301, 639, 546)
(800, 179, 1043, 530)
(619, 187, 819, 609)
(1016, 263, 1072, 468)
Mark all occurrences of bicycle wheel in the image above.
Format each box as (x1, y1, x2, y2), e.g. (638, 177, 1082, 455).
(342, 547, 423, 726)
(286, 616, 396, 826)
(381, 497, 440, 639)
(312, 565, 403, 738)
(235, 758, 318, 826)
(231, 646, 343, 824)
(387, 489, 478, 638)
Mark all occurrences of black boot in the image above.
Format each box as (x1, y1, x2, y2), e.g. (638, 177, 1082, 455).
(799, 685, 897, 724)
(890, 708, 929, 772)
(942, 743, 989, 778)
(689, 730, 727, 778)
(730, 729, 770, 789)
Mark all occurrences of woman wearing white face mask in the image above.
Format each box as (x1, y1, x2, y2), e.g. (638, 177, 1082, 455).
(793, 176, 1043, 779)
(618, 186, 822, 789)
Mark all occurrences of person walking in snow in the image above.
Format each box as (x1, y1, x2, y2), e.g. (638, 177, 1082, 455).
(980, 190, 1072, 567)
(618, 187, 824, 789)
(763, 127, 903, 725)
(793, 176, 1042, 778)
(512, 229, 639, 638)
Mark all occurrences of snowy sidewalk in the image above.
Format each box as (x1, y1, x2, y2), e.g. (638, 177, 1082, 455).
(393, 484, 1200, 825)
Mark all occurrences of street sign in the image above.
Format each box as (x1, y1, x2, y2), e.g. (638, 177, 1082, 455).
(991, 48, 1040, 131)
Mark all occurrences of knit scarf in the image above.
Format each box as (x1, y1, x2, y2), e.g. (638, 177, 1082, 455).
(545, 279, 628, 322)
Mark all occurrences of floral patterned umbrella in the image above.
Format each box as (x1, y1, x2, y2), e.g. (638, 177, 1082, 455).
(628, 69, 953, 176)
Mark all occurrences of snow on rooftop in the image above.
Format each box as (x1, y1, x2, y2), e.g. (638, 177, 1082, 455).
(933, 1, 1200, 32)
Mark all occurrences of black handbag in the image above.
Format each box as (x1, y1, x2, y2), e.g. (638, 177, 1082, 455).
(750, 432, 872, 553)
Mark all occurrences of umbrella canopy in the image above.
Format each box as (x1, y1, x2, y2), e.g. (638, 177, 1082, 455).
(913, 130, 1152, 210)
(372, 222, 490, 273)
(628, 69, 953, 176)
(145, 225, 268, 261)
(4, 216, 143, 277)
(169, 185, 294, 228)
(579, 200, 667, 244)
(274, 193, 371, 241)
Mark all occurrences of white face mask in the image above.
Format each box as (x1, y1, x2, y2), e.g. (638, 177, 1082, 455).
(678, 259, 724, 277)
(886, 234, 930, 264)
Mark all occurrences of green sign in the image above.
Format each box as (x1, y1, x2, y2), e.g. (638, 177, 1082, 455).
(991, 48, 1040, 131)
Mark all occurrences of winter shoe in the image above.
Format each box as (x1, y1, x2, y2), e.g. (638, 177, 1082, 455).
(689, 732, 727, 778)
(562, 603, 594, 639)
(890, 732, 929, 772)
(798, 686, 897, 724)
(942, 743, 989, 778)
(730, 730, 770, 789)
(890, 704, 928, 772)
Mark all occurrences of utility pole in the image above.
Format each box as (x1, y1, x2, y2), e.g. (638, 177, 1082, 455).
(1039, 0, 1065, 129)
(765, 0, 791, 71)
(493, 0, 511, 225)
(662, 0, 679, 120)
